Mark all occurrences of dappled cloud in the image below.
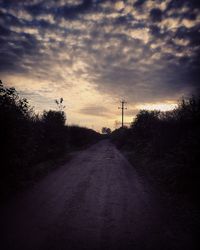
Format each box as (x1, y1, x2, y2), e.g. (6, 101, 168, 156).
(0, 0, 199, 129)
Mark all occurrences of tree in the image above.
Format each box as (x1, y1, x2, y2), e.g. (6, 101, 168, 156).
(102, 127, 111, 134)
(55, 97, 65, 112)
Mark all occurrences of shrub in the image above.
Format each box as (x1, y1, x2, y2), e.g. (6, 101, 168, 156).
(111, 95, 200, 204)
(0, 80, 101, 199)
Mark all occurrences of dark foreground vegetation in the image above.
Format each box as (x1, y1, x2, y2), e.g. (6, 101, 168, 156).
(0, 80, 101, 200)
(111, 96, 200, 207)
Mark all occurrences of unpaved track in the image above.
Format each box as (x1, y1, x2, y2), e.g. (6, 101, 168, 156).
(0, 140, 196, 250)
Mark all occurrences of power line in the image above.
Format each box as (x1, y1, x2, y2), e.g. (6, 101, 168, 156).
(118, 100, 127, 128)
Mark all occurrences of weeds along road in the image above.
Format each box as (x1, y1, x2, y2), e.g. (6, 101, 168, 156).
(0, 140, 196, 250)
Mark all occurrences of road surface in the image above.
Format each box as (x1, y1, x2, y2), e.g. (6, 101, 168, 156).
(0, 140, 196, 250)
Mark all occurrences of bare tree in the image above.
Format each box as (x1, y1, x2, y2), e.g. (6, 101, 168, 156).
(55, 98, 65, 112)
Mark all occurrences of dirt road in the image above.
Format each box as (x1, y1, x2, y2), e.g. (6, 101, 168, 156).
(1, 140, 196, 250)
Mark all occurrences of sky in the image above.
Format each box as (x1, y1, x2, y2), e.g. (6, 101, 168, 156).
(0, 0, 200, 131)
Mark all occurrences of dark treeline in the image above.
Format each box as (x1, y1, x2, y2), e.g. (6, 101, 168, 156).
(0, 80, 100, 199)
(111, 96, 200, 206)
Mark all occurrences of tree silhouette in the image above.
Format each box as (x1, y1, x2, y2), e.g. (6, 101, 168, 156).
(0, 80, 100, 199)
(102, 127, 111, 134)
(111, 95, 200, 205)
(55, 98, 65, 112)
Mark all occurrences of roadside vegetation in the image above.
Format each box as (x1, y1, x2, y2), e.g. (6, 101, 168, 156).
(0, 80, 101, 200)
(111, 95, 200, 207)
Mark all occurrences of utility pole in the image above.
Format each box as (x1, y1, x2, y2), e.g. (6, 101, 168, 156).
(118, 100, 127, 128)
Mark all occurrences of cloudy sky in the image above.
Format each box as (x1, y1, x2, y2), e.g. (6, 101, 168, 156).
(0, 0, 200, 131)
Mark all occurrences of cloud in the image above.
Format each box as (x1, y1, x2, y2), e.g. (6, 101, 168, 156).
(79, 105, 111, 117)
(134, 0, 147, 8)
(115, 1, 125, 11)
(56, 0, 93, 19)
(150, 8, 162, 22)
(0, 0, 200, 130)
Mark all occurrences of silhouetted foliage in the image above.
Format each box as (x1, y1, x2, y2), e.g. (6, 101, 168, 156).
(101, 127, 112, 134)
(55, 97, 65, 112)
(111, 95, 200, 206)
(68, 125, 101, 148)
(41, 110, 67, 158)
(0, 80, 100, 200)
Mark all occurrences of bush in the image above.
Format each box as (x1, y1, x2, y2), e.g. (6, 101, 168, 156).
(68, 125, 101, 148)
(0, 80, 100, 199)
(111, 95, 200, 205)
(41, 110, 67, 158)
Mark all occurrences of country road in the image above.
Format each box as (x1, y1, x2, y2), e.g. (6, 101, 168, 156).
(0, 140, 196, 250)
